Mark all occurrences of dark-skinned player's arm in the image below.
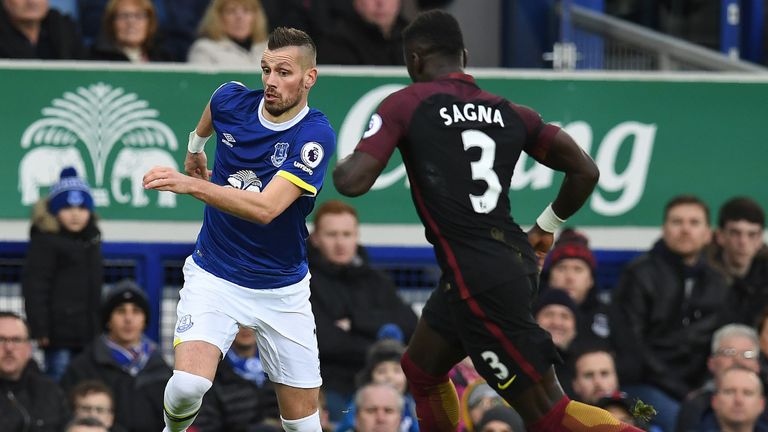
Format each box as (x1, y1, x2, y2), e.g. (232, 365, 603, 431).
(527, 129, 599, 267)
(333, 151, 387, 197)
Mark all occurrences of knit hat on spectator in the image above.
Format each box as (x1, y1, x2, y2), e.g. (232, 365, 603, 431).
(48, 167, 94, 215)
(475, 405, 526, 432)
(101, 279, 151, 330)
(545, 228, 596, 273)
(533, 288, 580, 321)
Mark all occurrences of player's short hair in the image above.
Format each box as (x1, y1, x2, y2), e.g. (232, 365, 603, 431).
(718, 196, 765, 228)
(69, 380, 114, 410)
(267, 27, 316, 66)
(664, 194, 710, 225)
(313, 200, 359, 227)
(402, 10, 464, 57)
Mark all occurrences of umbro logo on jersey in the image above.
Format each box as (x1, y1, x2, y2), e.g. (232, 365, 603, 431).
(221, 132, 236, 147)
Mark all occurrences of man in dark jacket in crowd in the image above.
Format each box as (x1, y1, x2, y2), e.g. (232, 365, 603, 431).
(0, 0, 86, 59)
(610, 194, 729, 432)
(61, 280, 172, 432)
(23, 167, 103, 381)
(308, 200, 418, 421)
(0, 311, 69, 432)
(316, 0, 408, 65)
(709, 196, 768, 327)
(193, 326, 281, 432)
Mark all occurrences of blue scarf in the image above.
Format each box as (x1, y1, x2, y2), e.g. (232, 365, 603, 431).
(104, 335, 155, 377)
(225, 349, 267, 387)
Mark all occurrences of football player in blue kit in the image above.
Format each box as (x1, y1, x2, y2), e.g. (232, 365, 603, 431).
(143, 27, 335, 432)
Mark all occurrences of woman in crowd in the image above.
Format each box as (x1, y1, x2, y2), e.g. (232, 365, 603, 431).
(187, 0, 268, 65)
(90, 0, 171, 62)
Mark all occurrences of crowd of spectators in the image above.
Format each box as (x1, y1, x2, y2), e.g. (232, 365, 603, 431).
(3, 164, 767, 431)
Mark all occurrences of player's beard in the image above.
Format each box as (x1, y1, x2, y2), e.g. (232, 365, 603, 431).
(264, 85, 305, 117)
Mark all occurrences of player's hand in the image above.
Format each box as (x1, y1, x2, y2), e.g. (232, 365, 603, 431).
(527, 224, 555, 270)
(185, 151, 210, 181)
(143, 166, 196, 195)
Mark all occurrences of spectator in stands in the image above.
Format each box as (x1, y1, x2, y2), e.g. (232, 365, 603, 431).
(709, 197, 768, 327)
(316, 0, 408, 65)
(187, 0, 268, 65)
(69, 380, 126, 432)
(65, 416, 110, 432)
(0, 0, 87, 58)
(308, 200, 417, 421)
(543, 228, 610, 346)
(0, 311, 70, 432)
(756, 308, 768, 380)
(90, 0, 171, 62)
(22, 166, 102, 382)
(474, 405, 526, 432)
(61, 279, 172, 432)
(571, 347, 619, 405)
(676, 324, 766, 432)
(193, 325, 281, 432)
(353, 382, 404, 432)
(610, 194, 728, 432)
(460, 381, 506, 432)
(705, 366, 766, 432)
(533, 288, 580, 397)
(336, 339, 418, 432)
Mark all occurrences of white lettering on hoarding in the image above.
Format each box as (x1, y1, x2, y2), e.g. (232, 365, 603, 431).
(338, 85, 657, 217)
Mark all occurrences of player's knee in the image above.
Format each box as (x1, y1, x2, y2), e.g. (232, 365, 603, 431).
(401, 351, 445, 387)
(281, 410, 321, 432)
(164, 370, 212, 414)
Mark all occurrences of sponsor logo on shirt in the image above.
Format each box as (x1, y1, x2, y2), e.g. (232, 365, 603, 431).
(226, 170, 262, 192)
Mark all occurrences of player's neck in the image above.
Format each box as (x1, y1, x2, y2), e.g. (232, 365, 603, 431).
(261, 101, 308, 124)
(424, 65, 464, 81)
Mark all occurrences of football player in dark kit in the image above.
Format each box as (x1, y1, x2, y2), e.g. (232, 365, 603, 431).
(334, 10, 643, 432)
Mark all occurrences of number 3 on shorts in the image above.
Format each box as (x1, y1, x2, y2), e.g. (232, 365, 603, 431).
(481, 350, 509, 380)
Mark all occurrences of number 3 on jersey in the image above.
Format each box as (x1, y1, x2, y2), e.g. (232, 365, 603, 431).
(462, 129, 501, 214)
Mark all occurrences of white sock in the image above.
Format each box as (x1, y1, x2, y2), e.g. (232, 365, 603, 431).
(281, 410, 322, 432)
(163, 370, 213, 432)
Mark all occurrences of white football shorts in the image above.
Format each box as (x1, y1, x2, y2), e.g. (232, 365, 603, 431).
(173, 256, 321, 388)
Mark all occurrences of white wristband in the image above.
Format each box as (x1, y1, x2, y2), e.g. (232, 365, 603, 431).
(187, 130, 210, 154)
(536, 203, 566, 233)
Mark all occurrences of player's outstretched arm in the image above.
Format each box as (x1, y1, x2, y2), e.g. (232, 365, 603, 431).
(333, 151, 387, 197)
(143, 167, 302, 224)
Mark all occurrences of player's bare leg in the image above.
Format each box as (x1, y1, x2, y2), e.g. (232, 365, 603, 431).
(274, 384, 321, 432)
(163, 341, 220, 432)
(401, 318, 466, 432)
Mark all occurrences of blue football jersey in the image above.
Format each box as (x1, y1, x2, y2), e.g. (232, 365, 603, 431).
(192, 81, 336, 289)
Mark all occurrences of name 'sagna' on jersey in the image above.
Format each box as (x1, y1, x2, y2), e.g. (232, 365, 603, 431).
(439, 103, 505, 127)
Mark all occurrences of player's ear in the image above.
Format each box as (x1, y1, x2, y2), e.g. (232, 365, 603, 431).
(462, 49, 468, 68)
(304, 67, 318, 89)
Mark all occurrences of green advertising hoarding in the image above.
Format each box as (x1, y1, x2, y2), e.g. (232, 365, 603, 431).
(1, 63, 766, 242)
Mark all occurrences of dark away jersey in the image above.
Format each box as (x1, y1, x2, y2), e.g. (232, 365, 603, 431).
(356, 73, 559, 298)
(194, 81, 336, 289)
